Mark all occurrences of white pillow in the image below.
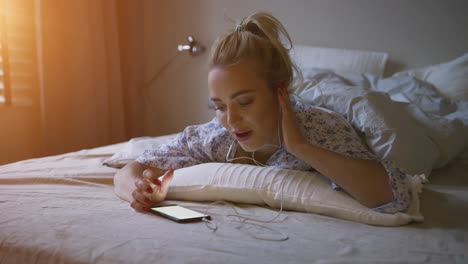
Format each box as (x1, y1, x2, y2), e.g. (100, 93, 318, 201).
(290, 45, 389, 76)
(102, 134, 178, 168)
(161, 163, 425, 226)
(394, 53, 468, 101)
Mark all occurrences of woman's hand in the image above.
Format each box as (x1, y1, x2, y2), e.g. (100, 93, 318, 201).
(277, 86, 307, 156)
(277, 87, 393, 208)
(130, 168, 174, 212)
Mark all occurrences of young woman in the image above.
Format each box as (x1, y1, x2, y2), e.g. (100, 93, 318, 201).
(113, 12, 412, 214)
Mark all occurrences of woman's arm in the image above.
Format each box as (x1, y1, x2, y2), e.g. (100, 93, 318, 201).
(278, 87, 393, 208)
(290, 143, 392, 208)
(114, 119, 225, 212)
(114, 161, 173, 211)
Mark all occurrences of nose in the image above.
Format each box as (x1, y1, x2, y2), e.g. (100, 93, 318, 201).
(226, 106, 241, 127)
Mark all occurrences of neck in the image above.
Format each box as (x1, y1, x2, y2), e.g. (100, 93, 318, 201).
(252, 120, 283, 164)
(235, 142, 279, 166)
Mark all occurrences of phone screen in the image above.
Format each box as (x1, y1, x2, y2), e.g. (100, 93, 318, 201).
(150, 205, 210, 222)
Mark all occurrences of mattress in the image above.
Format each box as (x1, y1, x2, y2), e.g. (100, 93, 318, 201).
(0, 141, 467, 264)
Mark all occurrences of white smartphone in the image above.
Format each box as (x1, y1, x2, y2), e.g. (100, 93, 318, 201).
(149, 205, 211, 223)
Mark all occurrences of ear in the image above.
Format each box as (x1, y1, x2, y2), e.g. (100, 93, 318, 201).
(277, 80, 286, 91)
(276, 81, 286, 114)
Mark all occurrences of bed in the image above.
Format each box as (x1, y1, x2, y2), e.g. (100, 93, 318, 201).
(1, 46, 468, 263)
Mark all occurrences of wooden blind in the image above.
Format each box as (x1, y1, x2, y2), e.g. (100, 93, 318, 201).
(0, 0, 37, 106)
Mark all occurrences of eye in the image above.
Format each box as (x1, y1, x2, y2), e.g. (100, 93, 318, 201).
(214, 104, 226, 112)
(237, 97, 254, 106)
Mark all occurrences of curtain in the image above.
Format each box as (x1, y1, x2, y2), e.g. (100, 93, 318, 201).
(38, 0, 126, 155)
(116, 0, 145, 140)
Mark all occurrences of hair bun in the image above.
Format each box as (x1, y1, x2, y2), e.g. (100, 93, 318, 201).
(235, 24, 246, 32)
(210, 11, 302, 90)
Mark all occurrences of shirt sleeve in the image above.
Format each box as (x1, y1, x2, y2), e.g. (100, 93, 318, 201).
(135, 118, 230, 170)
(372, 159, 413, 214)
(294, 100, 413, 213)
(294, 100, 374, 160)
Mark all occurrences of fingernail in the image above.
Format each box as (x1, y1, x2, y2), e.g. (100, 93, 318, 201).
(146, 187, 153, 193)
(144, 170, 152, 177)
(145, 198, 151, 203)
(142, 207, 148, 211)
(153, 180, 161, 186)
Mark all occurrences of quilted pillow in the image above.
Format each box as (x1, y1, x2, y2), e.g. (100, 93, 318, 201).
(162, 163, 424, 227)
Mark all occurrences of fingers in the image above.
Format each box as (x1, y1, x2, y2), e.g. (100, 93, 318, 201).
(136, 168, 163, 193)
(142, 169, 161, 185)
(134, 178, 153, 194)
(160, 169, 174, 194)
(131, 185, 154, 213)
(130, 168, 162, 213)
(145, 169, 174, 203)
(132, 189, 153, 206)
(130, 200, 149, 212)
(131, 169, 174, 213)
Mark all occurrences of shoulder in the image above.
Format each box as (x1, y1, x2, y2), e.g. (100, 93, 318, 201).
(181, 117, 226, 137)
(137, 117, 231, 167)
(292, 99, 352, 131)
(291, 98, 372, 157)
(179, 117, 231, 146)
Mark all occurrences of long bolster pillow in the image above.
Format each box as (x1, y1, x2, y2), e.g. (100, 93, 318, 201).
(163, 163, 424, 226)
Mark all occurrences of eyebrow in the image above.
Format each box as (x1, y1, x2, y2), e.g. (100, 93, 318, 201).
(210, 89, 256, 102)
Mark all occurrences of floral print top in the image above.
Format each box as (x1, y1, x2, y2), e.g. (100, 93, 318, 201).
(137, 100, 412, 214)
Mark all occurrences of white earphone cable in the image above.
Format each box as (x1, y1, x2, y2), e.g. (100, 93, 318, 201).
(225, 109, 283, 167)
(203, 175, 288, 241)
(204, 100, 288, 241)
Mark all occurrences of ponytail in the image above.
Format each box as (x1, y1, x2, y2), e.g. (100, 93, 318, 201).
(209, 12, 301, 90)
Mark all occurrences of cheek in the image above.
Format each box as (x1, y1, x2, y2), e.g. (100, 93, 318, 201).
(216, 112, 228, 128)
(257, 114, 275, 133)
(255, 107, 279, 138)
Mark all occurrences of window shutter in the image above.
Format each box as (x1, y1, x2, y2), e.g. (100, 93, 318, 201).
(0, 0, 37, 106)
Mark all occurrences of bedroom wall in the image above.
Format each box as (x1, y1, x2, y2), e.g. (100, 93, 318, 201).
(143, 0, 468, 136)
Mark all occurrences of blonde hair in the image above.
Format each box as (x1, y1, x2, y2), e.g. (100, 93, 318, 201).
(209, 12, 301, 90)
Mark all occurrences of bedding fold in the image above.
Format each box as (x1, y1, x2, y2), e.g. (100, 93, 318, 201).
(293, 68, 468, 176)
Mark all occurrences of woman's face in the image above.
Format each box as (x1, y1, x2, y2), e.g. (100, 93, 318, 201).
(208, 60, 280, 153)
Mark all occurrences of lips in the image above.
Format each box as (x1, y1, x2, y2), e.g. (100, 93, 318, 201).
(233, 130, 252, 142)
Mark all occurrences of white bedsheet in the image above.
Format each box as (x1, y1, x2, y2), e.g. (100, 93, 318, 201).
(1, 142, 467, 263)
